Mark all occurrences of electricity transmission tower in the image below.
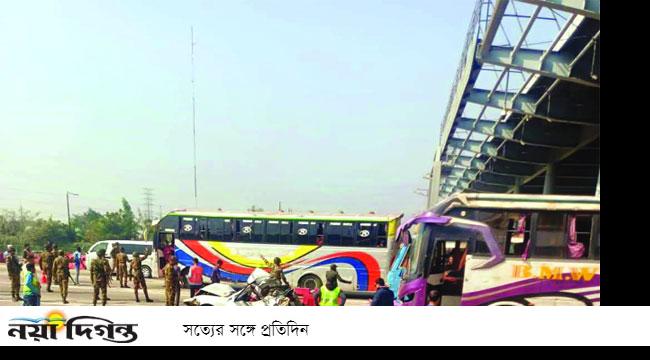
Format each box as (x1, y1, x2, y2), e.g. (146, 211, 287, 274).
(143, 188, 154, 221)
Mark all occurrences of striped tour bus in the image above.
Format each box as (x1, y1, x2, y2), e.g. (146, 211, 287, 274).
(154, 210, 403, 292)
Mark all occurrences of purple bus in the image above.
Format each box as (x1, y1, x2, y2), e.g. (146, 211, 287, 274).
(390, 194, 600, 306)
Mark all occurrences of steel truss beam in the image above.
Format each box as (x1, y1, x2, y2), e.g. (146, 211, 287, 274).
(481, 46, 599, 87)
(467, 88, 599, 127)
(515, 0, 600, 21)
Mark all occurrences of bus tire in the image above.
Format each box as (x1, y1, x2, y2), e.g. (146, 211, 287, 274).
(298, 274, 322, 290)
(142, 265, 152, 279)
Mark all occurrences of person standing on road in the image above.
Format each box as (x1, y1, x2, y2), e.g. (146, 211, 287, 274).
(23, 263, 41, 306)
(73, 247, 82, 285)
(260, 255, 290, 287)
(5, 245, 22, 302)
(90, 249, 111, 306)
(51, 244, 60, 286)
(110, 242, 120, 280)
(188, 258, 204, 298)
(370, 278, 394, 306)
(130, 249, 154, 303)
(210, 260, 223, 284)
(116, 247, 129, 288)
(313, 281, 346, 306)
(53, 250, 70, 304)
(163, 241, 174, 266)
(38, 243, 54, 293)
(163, 256, 180, 306)
(173, 260, 182, 306)
(157, 245, 166, 274)
(23, 244, 33, 264)
(325, 264, 352, 289)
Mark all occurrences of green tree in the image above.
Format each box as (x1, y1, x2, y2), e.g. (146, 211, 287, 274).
(118, 198, 138, 239)
(22, 218, 70, 249)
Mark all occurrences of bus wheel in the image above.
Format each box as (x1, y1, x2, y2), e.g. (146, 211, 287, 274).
(298, 274, 322, 290)
(142, 266, 152, 279)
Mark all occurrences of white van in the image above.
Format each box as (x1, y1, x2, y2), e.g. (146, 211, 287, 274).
(86, 240, 159, 278)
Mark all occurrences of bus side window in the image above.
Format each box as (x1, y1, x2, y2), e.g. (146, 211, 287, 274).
(237, 220, 254, 243)
(293, 221, 313, 245)
(534, 212, 565, 258)
(198, 217, 208, 240)
(474, 239, 492, 256)
(376, 222, 388, 248)
(356, 223, 378, 247)
(504, 213, 532, 256)
(266, 220, 280, 244)
(180, 217, 198, 240)
(279, 221, 292, 245)
(592, 215, 600, 260)
(571, 214, 592, 259)
(252, 220, 265, 243)
(207, 218, 232, 242)
(341, 223, 355, 246)
(474, 210, 509, 254)
(325, 222, 343, 247)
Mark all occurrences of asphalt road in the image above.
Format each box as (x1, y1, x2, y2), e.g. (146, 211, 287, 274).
(0, 268, 369, 306)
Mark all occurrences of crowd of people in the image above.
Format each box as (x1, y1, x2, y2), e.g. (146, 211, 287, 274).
(4, 243, 84, 306)
(4, 242, 395, 306)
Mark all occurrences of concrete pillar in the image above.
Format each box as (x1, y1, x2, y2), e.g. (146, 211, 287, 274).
(513, 177, 522, 194)
(543, 163, 556, 194)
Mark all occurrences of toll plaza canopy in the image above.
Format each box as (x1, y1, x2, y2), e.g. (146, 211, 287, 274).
(427, 0, 600, 207)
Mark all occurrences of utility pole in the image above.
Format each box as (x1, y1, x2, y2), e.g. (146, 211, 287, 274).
(66, 191, 79, 234)
(191, 26, 198, 208)
(278, 201, 282, 212)
(143, 188, 154, 222)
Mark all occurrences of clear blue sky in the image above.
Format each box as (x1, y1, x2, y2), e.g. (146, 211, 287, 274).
(0, 0, 477, 220)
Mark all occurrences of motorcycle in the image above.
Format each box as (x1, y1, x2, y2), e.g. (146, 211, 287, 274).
(183, 268, 302, 306)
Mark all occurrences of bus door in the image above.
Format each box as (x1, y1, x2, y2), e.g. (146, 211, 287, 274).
(425, 232, 472, 306)
(156, 232, 175, 274)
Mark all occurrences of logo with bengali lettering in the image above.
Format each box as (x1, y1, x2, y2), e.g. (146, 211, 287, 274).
(8, 311, 138, 343)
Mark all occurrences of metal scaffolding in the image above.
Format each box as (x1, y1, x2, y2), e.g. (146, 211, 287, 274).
(429, 0, 600, 207)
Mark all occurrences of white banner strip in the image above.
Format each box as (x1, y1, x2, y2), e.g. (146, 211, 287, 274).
(1, 306, 647, 346)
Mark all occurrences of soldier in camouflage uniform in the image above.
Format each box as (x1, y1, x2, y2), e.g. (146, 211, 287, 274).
(110, 242, 119, 279)
(52, 244, 60, 285)
(38, 243, 55, 292)
(5, 246, 22, 302)
(53, 250, 70, 304)
(22, 244, 33, 264)
(116, 247, 129, 288)
(90, 248, 111, 306)
(163, 256, 180, 306)
(129, 249, 153, 303)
